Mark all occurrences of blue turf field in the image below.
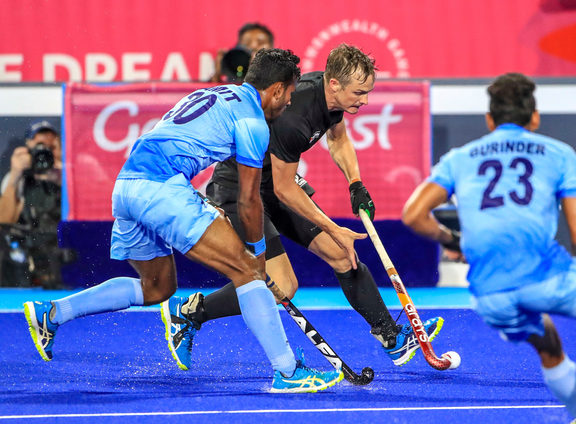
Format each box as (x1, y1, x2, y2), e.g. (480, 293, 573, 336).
(0, 287, 574, 423)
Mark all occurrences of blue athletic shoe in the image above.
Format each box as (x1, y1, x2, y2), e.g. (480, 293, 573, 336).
(23, 301, 59, 361)
(161, 294, 203, 371)
(372, 317, 444, 366)
(270, 349, 344, 393)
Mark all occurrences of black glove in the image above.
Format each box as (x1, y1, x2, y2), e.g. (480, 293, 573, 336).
(441, 228, 462, 253)
(349, 181, 375, 221)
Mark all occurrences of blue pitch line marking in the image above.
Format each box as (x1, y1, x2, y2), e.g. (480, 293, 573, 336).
(0, 405, 565, 420)
(0, 287, 472, 312)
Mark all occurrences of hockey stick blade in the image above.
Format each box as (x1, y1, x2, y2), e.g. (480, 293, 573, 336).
(359, 210, 459, 371)
(266, 277, 375, 385)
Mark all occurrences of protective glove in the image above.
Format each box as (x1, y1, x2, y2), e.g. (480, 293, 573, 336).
(349, 181, 375, 221)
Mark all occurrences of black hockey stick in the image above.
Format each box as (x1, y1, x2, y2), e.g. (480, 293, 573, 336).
(266, 276, 375, 385)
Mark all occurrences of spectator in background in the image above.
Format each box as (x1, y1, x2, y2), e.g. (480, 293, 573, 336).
(0, 120, 65, 288)
(211, 22, 275, 83)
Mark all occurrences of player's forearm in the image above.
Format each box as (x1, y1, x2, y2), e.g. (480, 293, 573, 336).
(329, 138, 361, 183)
(237, 195, 264, 243)
(402, 205, 452, 244)
(274, 184, 338, 233)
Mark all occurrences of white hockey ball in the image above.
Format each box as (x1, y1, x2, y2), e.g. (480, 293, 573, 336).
(442, 351, 461, 369)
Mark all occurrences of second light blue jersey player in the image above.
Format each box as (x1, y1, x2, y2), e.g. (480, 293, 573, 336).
(118, 83, 269, 183)
(429, 123, 576, 296)
(403, 73, 576, 419)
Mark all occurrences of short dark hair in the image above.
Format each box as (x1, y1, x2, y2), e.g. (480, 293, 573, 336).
(488, 73, 536, 127)
(244, 48, 300, 90)
(324, 44, 375, 87)
(238, 22, 275, 46)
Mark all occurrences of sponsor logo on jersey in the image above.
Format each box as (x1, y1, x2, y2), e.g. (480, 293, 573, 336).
(309, 130, 321, 144)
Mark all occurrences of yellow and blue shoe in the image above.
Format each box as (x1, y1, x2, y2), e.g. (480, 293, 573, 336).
(270, 349, 344, 393)
(161, 294, 202, 371)
(373, 317, 444, 366)
(23, 301, 59, 361)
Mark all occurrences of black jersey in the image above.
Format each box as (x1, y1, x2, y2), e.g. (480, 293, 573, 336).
(210, 72, 344, 192)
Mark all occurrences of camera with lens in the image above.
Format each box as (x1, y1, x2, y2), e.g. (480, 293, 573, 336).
(29, 143, 55, 174)
(220, 45, 252, 83)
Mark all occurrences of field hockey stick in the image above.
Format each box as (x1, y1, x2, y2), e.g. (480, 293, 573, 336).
(266, 276, 375, 385)
(359, 209, 461, 370)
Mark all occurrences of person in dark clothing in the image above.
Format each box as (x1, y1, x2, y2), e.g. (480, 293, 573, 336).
(167, 44, 445, 368)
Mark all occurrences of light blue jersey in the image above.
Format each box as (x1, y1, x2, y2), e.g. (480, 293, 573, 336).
(118, 83, 269, 182)
(110, 82, 269, 261)
(429, 123, 576, 296)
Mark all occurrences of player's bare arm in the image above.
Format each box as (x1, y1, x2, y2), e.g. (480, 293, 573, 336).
(325, 120, 361, 183)
(237, 163, 266, 271)
(270, 153, 366, 268)
(562, 196, 576, 255)
(402, 181, 462, 258)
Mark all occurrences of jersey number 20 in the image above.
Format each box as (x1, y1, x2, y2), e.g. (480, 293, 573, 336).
(163, 92, 217, 124)
(478, 157, 534, 210)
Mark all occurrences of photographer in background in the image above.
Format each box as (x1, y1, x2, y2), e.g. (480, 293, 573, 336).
(0, 120, 64, 288)
(211, 22, 274, 83)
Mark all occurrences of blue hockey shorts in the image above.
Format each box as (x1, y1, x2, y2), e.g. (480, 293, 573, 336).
(472, 259, 576, 342)
(110, 173, 220, 261)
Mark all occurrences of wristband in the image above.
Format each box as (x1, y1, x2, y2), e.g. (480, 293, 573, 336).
(245, 236, 266, 256)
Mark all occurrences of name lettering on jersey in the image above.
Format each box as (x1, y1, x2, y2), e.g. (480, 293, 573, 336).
(206, 86, 242, 103)
(309, 130, 321, 144)
(470, 141, 545, 157)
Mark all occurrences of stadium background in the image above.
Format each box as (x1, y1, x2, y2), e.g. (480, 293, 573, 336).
(1, 0, 576, 288)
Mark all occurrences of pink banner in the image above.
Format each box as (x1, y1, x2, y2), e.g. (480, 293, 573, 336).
(63, 82, 430, 221)
(3, 0, 576, 82)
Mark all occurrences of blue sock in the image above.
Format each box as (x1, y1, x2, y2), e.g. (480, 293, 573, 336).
(542, 356, 576, 417)
(236, 280, 296, 376)
(52, 277, 144, 325)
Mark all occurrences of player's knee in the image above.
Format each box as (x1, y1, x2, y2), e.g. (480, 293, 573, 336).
(528, 322, 564, 359)
(141, 276, 177, 305)
(231, 250, 266, 285)
(283, 279, 299, 299)
(328, 254, 352, 274)
(316, 244, 349, 272)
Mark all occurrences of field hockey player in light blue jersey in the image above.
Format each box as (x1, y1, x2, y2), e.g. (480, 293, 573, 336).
(23, 48, 344, 394)
(403, 73, 576, 419)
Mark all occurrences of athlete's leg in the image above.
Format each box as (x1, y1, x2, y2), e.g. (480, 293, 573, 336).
(477, 283, 576, 418)
(308, 231, 396, 332)
(192, 185, 298, 325)
(519, 267, 576, 418)
(184, 214, 296, 375)
(23, 270, 149, 362)
(529, 317, 575, 418)
(189, 218, 342, 390)
(527, 314, 564, 367)
(49, 253, 176, 325)
(195, 252, 297, 325)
